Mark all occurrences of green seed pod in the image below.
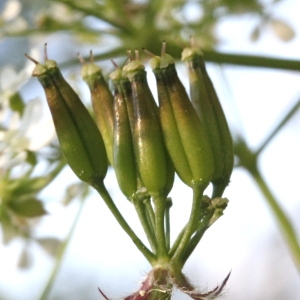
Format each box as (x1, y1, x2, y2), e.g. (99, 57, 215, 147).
(26, 50, 108, 184)
(150, 52, 214, 189)
(80, 51, 114, 165)
(182, 47, 234, 197)
(121, 66, 175, 195)
(119, 76, 135, 136)
(123, 59, 170, 196)
(181, 47, 223, 183)
(109, 68, 137, 199)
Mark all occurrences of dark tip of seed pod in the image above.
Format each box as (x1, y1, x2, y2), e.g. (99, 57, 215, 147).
(25, 53, 39, 65)
(44, 43, 48, 62)
(98, 287, 110, 300)
(111, 59, 119, 70)
(142, 47, 156, 58)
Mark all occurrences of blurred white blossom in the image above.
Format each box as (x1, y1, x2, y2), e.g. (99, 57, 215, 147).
(0, 53, 55, 171)
(51, 3, 83, 24)
(1, 0, 21, 22)
(270, 18, 295, 42)
(0, 98, 55, 170)
(0, 0, 28, 35)
(3, 16, 28, 34)
(0, 48, 40, 101)
(35, 2, 83, 26)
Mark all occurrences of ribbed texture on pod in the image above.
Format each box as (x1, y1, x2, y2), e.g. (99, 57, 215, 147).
(81, 62, 114, 165)
(151, 55, 214, 188)
(110, 69, 137, 199)
(32, 60, 108, 184)
(183, 51, 224, 183)
(123, 61, 169, 196)
(182, 48, 234, 196)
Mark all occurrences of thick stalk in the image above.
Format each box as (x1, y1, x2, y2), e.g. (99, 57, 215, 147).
(152, 194, 168, 260)
(60, 49, 300, 73)
(203, 51, 300, 71)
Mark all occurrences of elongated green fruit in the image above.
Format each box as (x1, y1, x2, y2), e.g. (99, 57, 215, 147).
(81, 52, 114, 165)
(182, 47, 234, 197)
(150, 53, 214, 189)
(119, 75, 135, 136)
(110, 69, 137, 199)
(26, 53, 108, 184)
(182, 48, 224, 183)
(122, 67, 174, 197)
(123, 60, 169, 196)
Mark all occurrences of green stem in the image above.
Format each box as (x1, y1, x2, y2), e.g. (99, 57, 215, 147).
(168, 226, 185, 257)
(170, 185, 204, 267)
(250, 167, 300, 272)
(61, 47, 128, 68)
(39, 197, 85, 300)
(165, 197, 172, 251)
(50, 46, 300, 73)
(53, 0, 131, 32)
(181, 212, 214, 265)
(182, 227, 207, 265)
(91, 180, 155, 264)
(152, 194, 168, 260)
(255, 98, 300, 155)
(133, 196, 158, 254)
(203, 51, 300, 71)
(144, 197, 156, 231)
(236, 138, 300, 272)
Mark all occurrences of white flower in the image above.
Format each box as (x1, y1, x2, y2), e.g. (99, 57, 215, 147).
(0, 98, 55, 170)
(0, 48, 40, 102)
(19, 98, 56, 151)
(1, 0, 21, 22)
(0, 66, 29, 99)
(0, 0, 27, 36)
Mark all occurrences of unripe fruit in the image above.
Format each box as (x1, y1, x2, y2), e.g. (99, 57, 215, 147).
(26, 48, 108, 184)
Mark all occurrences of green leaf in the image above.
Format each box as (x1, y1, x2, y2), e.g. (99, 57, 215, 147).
(250, 25, 261, 42)
(7, 177, 48, 198)
(8, 197, 48, 218)
(17, 247, 33, 269)
(25, 150, 37, 165)
(9, 93, 25, 115)
(36, 237, 61, 256)
(62, 182, 90, 205)
(0, 213, 19, 244)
